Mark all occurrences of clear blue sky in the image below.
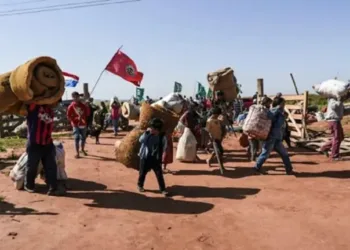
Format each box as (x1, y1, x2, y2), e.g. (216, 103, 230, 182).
(1, 0, 350, 100)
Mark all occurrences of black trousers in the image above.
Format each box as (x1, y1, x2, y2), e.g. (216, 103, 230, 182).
(25, 143, 57, 190)
(138, 157, 166, 191)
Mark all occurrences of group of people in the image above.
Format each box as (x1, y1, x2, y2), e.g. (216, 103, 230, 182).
(20, 88, 348, 198)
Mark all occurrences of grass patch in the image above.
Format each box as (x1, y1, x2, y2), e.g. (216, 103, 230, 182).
(0, 132, 72, 152)
(0, 137, 26, 152)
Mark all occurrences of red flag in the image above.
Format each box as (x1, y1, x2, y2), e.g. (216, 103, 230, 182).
(105, 50, 143, 86)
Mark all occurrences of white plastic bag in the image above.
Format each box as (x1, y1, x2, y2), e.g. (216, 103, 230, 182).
(9, 141, 67, 190)
(313, 79, 350, 99)
(152, 93, 185, 114)
(176, 127, 197, 162)
(315, 111, 325, 122)
(175, 121, 185, 134)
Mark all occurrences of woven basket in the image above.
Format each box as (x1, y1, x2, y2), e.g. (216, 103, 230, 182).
(139, 103, 180, 134)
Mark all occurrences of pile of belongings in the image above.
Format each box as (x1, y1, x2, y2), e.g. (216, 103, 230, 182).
(115, 93, 184, 170)
(9, 141, 68, 190)
(313, 79, 350, 99)
(207, 67, 238, 102)
(243, 104, 272, 140)
(0, 56, 65, 116)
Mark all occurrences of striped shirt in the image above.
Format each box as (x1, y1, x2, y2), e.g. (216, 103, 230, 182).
(27, 104, 54, 145)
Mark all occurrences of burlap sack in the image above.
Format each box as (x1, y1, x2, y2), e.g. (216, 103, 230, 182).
(207, 67, 237, 101)
(10, 56, 65, 104)
(115, 127, 145, 170)
(139, 103, 179, 134)
(0, 72, 18, 113)
(243, 105, 272, 140)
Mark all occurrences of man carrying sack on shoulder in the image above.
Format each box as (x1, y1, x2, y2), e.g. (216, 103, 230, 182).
(320, 93, 349, 161)
(25, 102, 65, 196)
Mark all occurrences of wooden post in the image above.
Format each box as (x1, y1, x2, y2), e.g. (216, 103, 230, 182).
(301, 91, 309, 140)
(257, 78, 264, 104)
(83, 83, 90, 100)
(0, 115, 3, 138)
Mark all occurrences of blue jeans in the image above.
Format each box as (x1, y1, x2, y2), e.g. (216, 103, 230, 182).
(254, 138, 292, 172)
(112, 118, 119, 134)
(73, 127, 87, 152)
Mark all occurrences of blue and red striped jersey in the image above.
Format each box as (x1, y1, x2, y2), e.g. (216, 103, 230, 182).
(26, 104, 54, 145)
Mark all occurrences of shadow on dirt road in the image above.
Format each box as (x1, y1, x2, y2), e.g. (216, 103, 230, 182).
(65, 190, 214, 215)
(166, 185, 260, 199)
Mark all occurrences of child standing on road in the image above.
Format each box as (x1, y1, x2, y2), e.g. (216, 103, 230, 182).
(138, 118, 168, 196)
(91, 106, 105, 144)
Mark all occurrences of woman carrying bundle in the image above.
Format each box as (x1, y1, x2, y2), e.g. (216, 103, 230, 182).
(253, 96, 294, 175)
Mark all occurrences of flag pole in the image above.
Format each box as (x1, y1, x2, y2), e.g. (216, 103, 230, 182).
(90, 45, 123, 95)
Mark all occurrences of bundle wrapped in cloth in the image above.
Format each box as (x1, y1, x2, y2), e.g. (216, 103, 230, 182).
(0, 56, 65, 115)
(313, 79, 350, 99)
(115, 102, 181, 170)
(207, 67, 237, 102)
(9, 141, 67, 190)
(151, 93, 186, 115)
(243, 105, 271, 140)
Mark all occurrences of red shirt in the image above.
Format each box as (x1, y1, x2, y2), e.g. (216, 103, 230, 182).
(67, 101, 90, 127)
(111, 104, 120, 119)
(26, 104, 54, 145)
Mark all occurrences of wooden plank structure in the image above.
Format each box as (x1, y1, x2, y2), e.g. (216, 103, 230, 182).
(0, 105, 70, 138)
(301, 137, 350, 155)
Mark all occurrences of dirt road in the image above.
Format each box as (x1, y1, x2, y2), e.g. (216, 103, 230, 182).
(0, 133, 349, 250)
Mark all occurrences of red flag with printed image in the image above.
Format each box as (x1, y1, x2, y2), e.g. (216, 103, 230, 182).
(105, 50, 143, 86)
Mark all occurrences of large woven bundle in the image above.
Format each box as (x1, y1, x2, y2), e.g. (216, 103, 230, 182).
(243, 105, 271, 140)
(0, 56, 65, 115)
(115, 127, 145, 170)
(121, 102, 140, 120)
(207, 67, 237, 101)
(0, 72, 18, 113)
(139, 103, 180, 134)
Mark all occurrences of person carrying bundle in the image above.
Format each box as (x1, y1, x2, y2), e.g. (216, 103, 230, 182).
(253, 96, 294, 175)
(206, 107, 226, 167)
(248, 96, 272, 162)
(25, 102, 64, 196)
(137, 118, 168, 196)
(319, 95, 347, 161)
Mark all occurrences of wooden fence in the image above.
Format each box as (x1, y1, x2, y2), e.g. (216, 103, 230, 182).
(0, 105, 70, 138)
(268, 92, 309, 142)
